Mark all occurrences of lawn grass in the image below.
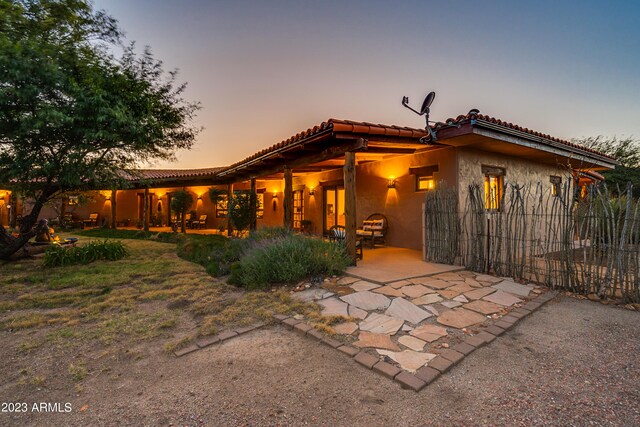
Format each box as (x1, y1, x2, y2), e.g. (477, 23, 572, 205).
(0, 233, 320, 351)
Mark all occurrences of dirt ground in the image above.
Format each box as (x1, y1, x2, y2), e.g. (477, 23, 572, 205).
(1, 295, 638, 427)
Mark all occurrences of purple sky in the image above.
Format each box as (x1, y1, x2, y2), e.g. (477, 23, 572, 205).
(94, 0, 640, 169)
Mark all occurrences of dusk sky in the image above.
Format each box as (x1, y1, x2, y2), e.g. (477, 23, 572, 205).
(94, 0, 640, 169)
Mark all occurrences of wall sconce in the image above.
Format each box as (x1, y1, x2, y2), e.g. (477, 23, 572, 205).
(197, 195, 202, 200)
(105, 194, 111, 201)
(272, 192, 278, 198)
(387, 177, 397, 189)
(309, 187, 315, 196)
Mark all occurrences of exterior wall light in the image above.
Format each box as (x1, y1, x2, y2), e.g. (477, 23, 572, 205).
(387, 177, 397, 189)
(309, 187, 315, 196)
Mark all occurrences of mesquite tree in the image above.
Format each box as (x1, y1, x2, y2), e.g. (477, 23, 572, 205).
(0, 0, 200, 259)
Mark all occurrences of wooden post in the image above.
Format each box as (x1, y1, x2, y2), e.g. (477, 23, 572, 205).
(283, 167, 293, 229)
(111, 189, 117, 229)
(227, 183, 234, 236)
(344, 151, 357, 264)
(143, 187, 149, 231)
(250, 178, 257, 231)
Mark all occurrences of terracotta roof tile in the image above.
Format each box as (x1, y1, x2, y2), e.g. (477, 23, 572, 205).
(434, 110, 616, 161)
(122, 167, 224, 182)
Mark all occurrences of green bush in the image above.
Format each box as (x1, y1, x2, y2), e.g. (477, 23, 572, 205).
(176, 234, 229, 275)
(43, 240, 128, 267)
(228, 233, 350, 290)
(76, 228, 181, 243)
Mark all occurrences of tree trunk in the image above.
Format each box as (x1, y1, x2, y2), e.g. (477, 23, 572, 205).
(0, 188, 55, 260)
(111, 189, 117, 229)
(181, 209, 186, 233)
(143, 187, 149, 231)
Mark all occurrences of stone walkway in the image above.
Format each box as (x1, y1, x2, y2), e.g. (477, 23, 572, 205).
(291, 269, 553, 389)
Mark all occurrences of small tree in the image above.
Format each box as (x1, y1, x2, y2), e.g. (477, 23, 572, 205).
(228, 192, 259, 236)
(170, 191, 194, 233)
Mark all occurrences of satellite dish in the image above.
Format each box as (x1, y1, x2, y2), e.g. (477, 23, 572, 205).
(420, 92, 436, 115)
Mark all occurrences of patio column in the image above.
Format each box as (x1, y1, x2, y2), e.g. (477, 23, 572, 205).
(110, 189, 117, 229)
(344, 151, 357, 263)
(283, 167, 293, 229)
(143, 187, 149, 231)
(227, 183, 233, 236)
(250, 178, 257, 231)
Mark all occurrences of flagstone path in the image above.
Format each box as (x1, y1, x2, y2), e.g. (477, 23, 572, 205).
(291, 269, 548, 383)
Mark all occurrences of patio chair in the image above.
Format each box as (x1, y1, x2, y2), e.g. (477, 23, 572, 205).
(356, 213, 388, 248)
(183, 213, 193, 229)
(192, 214, 208, 229)
(83, 213, 99, 228)
(328, 225, 363, 260)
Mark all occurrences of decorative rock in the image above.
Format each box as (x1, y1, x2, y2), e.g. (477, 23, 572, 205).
(412, 294, 443, 305)
(318, 297, 349, 317)
(475, 274, 503, 283)
(464, 287, 496, 300)
(423, 304, 440, 316)
(453, 295, 469, 303)
(377, 349, 436, 372)
(348, 305, 368, 320)
(385, 297, 432, 325)
(337, 276, 359, 285)
(372, 285, 404, 297)
(437, 289, 461, 299)
(409, 324, 448, 342)
(447, 283, 475, 294)
(413, 278, 451, 289)
(388, 280, 413, 289)
(334, 321, 358, 335)
(491, 280, 534, 297)
(398, 335, 427, 351)
(401, 324, 414, 332)
(354, 331, 400, 351)
(359, 313, 404, 335)
(400, 285, 432, 298)
(437, 308, 486, 329)
(441, 300, 462, 309)
(350, 280, 380, 292)
(340, 291, 391, 311)
(483, 290, 523, 307)
(464, 278, 483, 288)
(464, 300, 504, 315)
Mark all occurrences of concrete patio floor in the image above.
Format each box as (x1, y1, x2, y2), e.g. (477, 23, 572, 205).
(346, 246, 463, 284)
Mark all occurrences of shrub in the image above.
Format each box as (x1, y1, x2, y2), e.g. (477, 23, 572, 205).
(228, 233, 350, 290)
(43, 240, 128, 267)
(76, 228, 181, 243)
(176, 234, 229, 275)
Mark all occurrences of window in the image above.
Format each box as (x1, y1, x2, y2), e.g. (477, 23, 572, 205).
(293, 190, 304, 230)
(410, 165, 439, 192)
(550, 176, 562, 197)
(482, 166, 505, 210)
(416, 175, 435, 191)
(256, 192, 264, 219)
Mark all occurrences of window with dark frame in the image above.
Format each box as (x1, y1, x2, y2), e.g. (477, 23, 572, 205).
(550, 175, 562, 197)
(482, 166, 505, 210)
(410, 165, 439, 192)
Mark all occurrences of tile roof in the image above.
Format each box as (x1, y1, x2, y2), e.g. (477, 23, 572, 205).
(219, 118, 429, 174)
(434, 110, 616, 161)
(122, 167, 224, 182)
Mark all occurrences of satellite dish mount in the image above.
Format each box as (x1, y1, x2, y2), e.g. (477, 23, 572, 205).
(402, 91, 436, 142)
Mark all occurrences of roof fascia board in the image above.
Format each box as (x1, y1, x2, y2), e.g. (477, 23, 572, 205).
(472, 122, 619, 169)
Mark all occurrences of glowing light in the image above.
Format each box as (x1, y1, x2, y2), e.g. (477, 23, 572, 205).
(387, 176, 397, 189)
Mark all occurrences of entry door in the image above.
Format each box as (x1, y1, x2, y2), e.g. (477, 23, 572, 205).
(293, 190, 304, 230)
(323, 186, 345, 233)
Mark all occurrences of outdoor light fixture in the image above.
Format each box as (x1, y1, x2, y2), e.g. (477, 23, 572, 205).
(273, 192, 278, 198)
(309, 187, 315, 196)
(105, 195, 111, 201)
(197, 195, 202, 200)
(387, 177, 397, 189)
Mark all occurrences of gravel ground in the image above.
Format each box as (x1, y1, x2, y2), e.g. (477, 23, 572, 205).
(2, 295, 638, 426)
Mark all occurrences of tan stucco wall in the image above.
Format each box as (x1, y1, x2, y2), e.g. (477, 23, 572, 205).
(456, 148, 573, 210)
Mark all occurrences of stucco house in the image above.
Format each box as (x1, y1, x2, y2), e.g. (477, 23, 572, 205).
(0, 109, 618, 259)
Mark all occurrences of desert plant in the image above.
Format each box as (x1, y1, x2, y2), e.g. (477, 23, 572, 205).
(228, 234, 350, 290)
(170, 191, 194, 233)
(43, 240, 128, 267)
